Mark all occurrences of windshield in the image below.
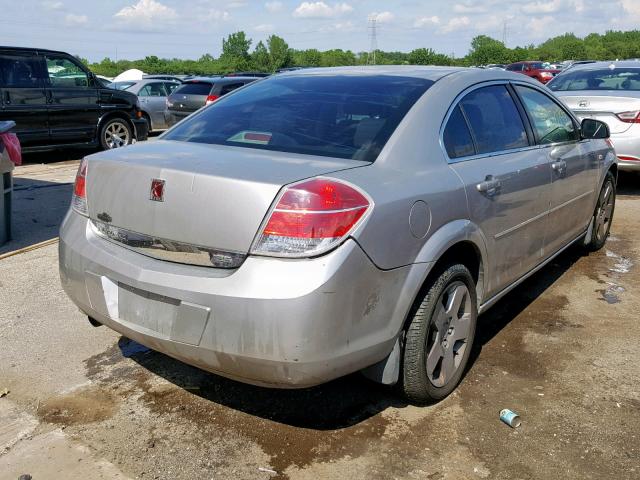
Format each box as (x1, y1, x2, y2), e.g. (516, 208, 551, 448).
(163, 75, 433, 162)
(548, 68, 640, 91)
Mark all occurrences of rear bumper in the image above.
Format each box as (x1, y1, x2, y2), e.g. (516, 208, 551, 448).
(59, 211, 428, 388)
(610, 128, 640, 172)
(167, 111, 192, 127)
(132, 118, 149, 142)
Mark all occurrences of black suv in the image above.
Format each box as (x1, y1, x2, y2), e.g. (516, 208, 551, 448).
(166, 77, 258, 127)
(0, 46, 148, 152)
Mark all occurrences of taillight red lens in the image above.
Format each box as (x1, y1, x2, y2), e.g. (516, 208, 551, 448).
(205, 95, 219, 105)
(72, 158, 88, 215)
(616, 110, 640, 123)
(252, 178, 371, 257)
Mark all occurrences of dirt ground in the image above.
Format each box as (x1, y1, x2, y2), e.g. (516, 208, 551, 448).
(1, 157, 639, 480)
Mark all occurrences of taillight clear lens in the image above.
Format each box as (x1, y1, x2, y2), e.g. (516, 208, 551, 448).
(616, 110, 640, 123)
(72, 158, 88, 216)
(251, 178, 371, 257)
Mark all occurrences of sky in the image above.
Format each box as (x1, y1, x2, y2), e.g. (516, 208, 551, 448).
(1, 0, 639, 61)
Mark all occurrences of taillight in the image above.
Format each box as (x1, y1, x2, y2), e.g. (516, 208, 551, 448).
(205, 94, 219, 106)
(616, 110, 640, 123)
(72, 158, 88, 216)
(251, 178, 372, 257)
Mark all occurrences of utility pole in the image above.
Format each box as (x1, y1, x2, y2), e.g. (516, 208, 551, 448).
(502, 20, 508, 45)
(367, 15, 378, 65)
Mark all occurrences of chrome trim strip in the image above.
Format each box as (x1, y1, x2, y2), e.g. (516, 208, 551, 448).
(494, 209, 549, 239)
(546, 189, 594, 215)
(90, 220, 246, 269)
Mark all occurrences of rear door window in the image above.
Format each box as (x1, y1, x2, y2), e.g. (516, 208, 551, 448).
(458, 85, 529, 155)
(139, 82, 166, 97)
(164, 82, 180, 94)
(220, 82, 245, 95)
(515, 86, 578, 144)
(443, 105, 475, 159)
(164, 75, 432, 162)
(0, 54, 44, 88)
(174, 82, 213, 95)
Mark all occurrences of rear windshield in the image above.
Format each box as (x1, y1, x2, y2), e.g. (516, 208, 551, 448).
(173, 82, 214, 95)
(163, 75, 433, 162)
(108, 81, 136, 90)
(529, 62, 545, 69)
(548, 68, 640, 91)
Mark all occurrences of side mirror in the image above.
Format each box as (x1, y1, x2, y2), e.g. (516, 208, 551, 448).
(581, 118, 610, 139)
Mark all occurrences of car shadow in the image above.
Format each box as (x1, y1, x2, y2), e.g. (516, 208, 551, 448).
(617, 171, 640, 197)
(0, 177, 72, 254)
(121, 246, 588, 430)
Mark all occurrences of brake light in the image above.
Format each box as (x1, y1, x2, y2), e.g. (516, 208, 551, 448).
(205, 95, 219, 106)
(72, 158, 88, 216)
(616, 110, 640, 123)
(251, 178, 372, 257)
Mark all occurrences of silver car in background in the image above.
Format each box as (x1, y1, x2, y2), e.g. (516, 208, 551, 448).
(59, 67, 617, 403)
(109, 79, 181, 132)
(549, 61, 640, 171)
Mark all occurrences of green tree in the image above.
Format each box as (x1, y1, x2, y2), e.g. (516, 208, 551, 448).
(251, 41, 271, 72)
(221, 31, 252, 71)
(267, 35, 292, 71)
(467, 35, 510, 65)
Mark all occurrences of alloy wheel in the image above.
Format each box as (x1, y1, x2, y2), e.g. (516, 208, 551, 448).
(425, 281, 472, 387)
(104, 121, 130, 149)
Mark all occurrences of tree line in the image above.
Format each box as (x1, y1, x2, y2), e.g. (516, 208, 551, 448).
(82, 30, 640, 77)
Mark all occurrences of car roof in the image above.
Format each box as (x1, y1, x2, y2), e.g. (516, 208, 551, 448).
(0, 45, 66, 55)
(565, 60, 640, 71)
(182, 76, 257, 84)
(278, 65, 464, 81)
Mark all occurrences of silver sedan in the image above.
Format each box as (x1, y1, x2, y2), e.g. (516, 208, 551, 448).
(110, 79, 181, 132)
(59, 67, 617, 403)
(549, 61, 640, 171)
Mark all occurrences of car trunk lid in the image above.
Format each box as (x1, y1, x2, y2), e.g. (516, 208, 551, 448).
(85, 140, 369, 262)
(555, 91, 640, 134)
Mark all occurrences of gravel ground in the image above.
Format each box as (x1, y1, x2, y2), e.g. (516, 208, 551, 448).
(1, 157, 639, 480)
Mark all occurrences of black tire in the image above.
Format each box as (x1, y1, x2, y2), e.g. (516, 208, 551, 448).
(585, 171, 616, 252)
(99, 117, 133, 150)
(142, 112, 152, 133)
(401, 264, 478, 404)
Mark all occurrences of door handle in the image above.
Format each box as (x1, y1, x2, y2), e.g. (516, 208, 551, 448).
(551, 160, 567, 174)
(476, 175, 501, 196)
(3, 91, 10, 105)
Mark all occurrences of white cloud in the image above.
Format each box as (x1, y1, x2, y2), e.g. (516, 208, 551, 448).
(114, 0, 177, 25)
(370, 11, 394, 23)
(621, 0, 640, 18)
(522, 0, 565, 15)
(453, 3, 486, 14)
(265, 1, 283, 13)
(202, 9, 230, 21)
(441, 16, 471, 33)
(227, 1, 247, 8)
(527, 15, 557, 36)
(254, 23, 274, 32)
(293, 2, 353, 18)
(64, 13, 88, 26)
(41, 0, 63, 10)
(414, 16, 440, 28)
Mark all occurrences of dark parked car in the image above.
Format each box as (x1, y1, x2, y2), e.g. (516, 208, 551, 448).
(0, 46, 148, 151)
(506, 61, 561, 84)
(166, 77, 258, 127)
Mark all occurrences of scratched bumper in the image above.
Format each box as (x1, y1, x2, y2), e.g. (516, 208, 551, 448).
(58, 210, 422, 388)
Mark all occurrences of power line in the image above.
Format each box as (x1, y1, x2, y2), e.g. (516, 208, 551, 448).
(367, 15, 378, 65)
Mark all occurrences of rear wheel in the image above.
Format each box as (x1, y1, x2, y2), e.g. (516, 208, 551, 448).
(401, 264, 477, 404)
(585, 171, 616, 251)
(100, 118, 132, 150)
